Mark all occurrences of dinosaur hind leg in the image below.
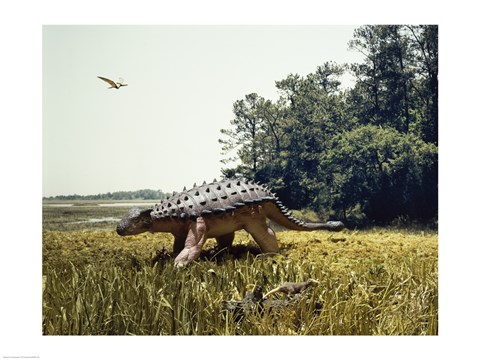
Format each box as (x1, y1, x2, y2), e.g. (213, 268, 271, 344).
(173, 235, 186, 255)
(244, 221, 279, 254)
(215, 232, 235, 250)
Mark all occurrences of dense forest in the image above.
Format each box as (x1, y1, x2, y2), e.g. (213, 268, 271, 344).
(219, 25, 438, 226)
(43, 189, 169, 201)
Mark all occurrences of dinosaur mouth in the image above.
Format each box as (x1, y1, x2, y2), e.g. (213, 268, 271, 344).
(116, 218, 149, 236)
(116, 223, 126, 236)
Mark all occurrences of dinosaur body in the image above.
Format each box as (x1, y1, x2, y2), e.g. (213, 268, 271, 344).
(116, 179, 344, 267)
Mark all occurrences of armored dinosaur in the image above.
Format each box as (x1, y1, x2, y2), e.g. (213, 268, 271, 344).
(116, 179, 344, 267)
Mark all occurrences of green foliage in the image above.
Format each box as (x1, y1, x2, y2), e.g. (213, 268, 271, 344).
(219, 93, 289, 181)
(348, 25, 438, 143)
(219, 25, 438, 225)
(324, 125, 437, 224)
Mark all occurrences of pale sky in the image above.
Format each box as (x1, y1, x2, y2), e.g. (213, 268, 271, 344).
(43, 25, 365, 197)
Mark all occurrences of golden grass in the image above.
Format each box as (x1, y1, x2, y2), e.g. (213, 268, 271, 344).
(42, 225, 437, 335)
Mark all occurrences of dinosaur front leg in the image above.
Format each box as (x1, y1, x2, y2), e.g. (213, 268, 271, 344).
(174, 217, 207, 267)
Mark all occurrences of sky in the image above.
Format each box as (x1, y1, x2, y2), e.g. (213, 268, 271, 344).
(43, 25, 365, 197)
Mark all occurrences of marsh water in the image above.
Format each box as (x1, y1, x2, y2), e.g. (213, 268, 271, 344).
(44, 202, 156, 207)
(42, 200, 156, 231)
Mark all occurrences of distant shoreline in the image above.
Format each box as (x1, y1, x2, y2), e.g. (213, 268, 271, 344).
(42, 199, 160, 207)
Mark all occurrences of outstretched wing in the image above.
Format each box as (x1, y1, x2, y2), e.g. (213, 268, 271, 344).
(116, 77, 128, 87)
(97, 76, 117, 88)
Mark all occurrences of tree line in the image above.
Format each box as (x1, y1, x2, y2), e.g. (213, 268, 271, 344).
(43, 189, 169, 201)
(219, 25, 438, 226)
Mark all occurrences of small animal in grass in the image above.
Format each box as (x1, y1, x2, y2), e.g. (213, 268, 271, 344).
(263, 279, 320, 299)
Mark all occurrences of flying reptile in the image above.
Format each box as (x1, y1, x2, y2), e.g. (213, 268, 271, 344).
(97, 76, 128, 89)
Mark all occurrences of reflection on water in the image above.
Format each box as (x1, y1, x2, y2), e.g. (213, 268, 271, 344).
(97, 203, 155, 207)
(70, 217, 121, 224)
(45, 204, 74, 207)
(44, 203, 155, 207)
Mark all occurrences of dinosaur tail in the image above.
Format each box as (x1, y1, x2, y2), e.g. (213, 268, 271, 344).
(264, 201, 345, 232)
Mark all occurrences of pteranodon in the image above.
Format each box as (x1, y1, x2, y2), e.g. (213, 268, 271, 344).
(97, 76, 128, 89)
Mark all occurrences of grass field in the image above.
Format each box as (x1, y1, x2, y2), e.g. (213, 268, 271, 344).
(42, 202, 438, 335)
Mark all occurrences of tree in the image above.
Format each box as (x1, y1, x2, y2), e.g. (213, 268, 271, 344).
(274, 62, 353, 209)
(405, 25, 438, 144)
(219, 93, 289, 184)
(324, 125, 437, 224)
(348, 25, 438, 144)
(219, 93, 263, 179)
(218, 26, 438, 225)
(349, 26, 412, 132)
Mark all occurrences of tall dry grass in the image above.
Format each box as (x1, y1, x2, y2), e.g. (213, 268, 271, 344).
(43, 217, 437, 335)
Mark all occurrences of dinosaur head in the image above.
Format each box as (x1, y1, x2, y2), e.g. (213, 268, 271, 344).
(306, 279, 320, 287)
(116, 207, 153, 236)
